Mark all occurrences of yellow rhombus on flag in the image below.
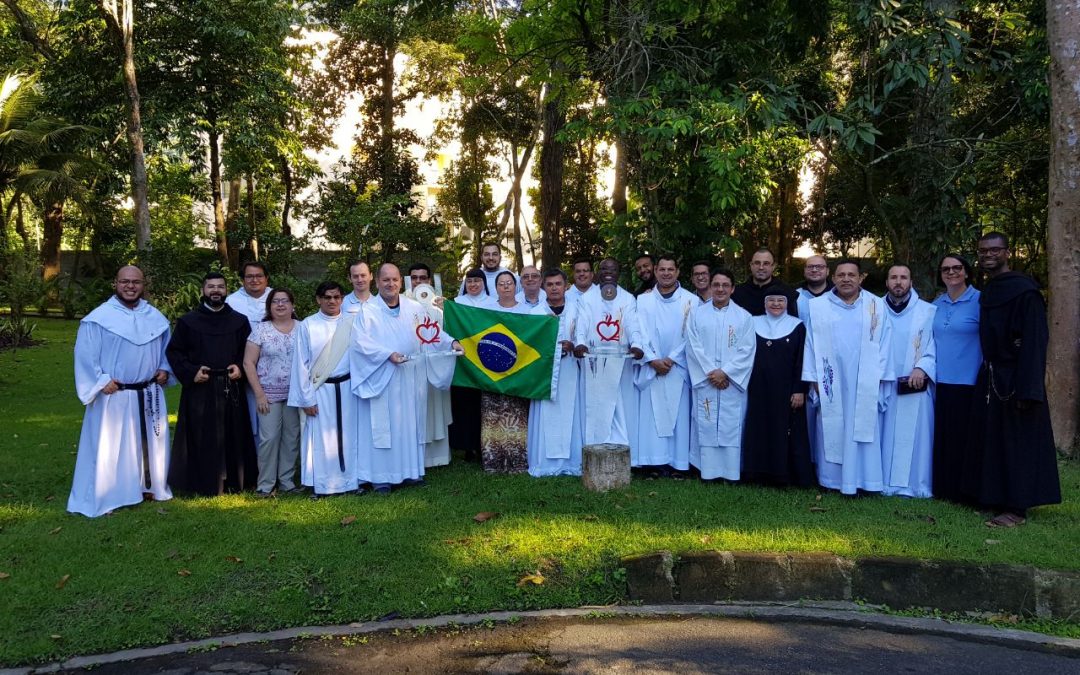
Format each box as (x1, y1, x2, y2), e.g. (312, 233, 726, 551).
(458, 323, 542, 382)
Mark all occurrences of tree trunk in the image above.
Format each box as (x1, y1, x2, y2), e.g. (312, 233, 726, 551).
(611, 135, 628, 216)
(225, 177, 241, 268)
(538, 90, 566, 270)
(14, 196, 30, 250)
(98, 0, 151, 253)
(280, 157, 292, 236)
(511, 175, 524, 269)
(1046, 0, 1080, 455)
(247, 175, 259, 261)
(380, 43, 396, 190)
(208, 123, 229, 266)
(40, 199, 63, 283)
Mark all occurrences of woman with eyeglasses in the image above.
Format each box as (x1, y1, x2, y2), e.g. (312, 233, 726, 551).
(930, 254, 981, 503)
(242, 288, 302, 497)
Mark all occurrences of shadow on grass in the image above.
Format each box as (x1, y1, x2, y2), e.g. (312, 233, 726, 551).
(0, 319, 1077, 666)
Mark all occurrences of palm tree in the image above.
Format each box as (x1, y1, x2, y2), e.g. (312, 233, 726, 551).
(0, 71, 100, 281)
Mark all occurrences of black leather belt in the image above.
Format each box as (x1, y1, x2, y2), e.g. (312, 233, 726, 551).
(118, 379, 157, 489)
(325, 373, 351, 472)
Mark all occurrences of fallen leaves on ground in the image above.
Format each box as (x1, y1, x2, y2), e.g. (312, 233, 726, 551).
(157, 508, 168, 515)
(48, 527, 61, 535)
(177, 569, 191, 577)
(225, 556, 243, 564)
(517, 571, 545, 587)
(341, 515, 357, 526)
(0, 572, 10, 580)
(55, 574, 70, 589)
(473, 512, 499, 523)
(809, 506, 827, 513)
(985, 539, 1002, 546)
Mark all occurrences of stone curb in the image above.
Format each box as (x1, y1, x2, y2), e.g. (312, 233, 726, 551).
(5, 601, 1079, 674)
(621, 550, 1080, 621)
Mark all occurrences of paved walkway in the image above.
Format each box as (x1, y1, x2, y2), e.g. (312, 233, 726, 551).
(10, 604, 1079, 675)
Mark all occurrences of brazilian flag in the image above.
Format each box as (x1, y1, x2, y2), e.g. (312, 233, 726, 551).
(444, 302, 559, 400)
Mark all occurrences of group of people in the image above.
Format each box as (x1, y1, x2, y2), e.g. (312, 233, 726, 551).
(67, 233, 1061, 529)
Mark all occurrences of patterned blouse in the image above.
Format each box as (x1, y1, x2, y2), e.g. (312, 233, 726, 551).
(248, 320, 297, 403)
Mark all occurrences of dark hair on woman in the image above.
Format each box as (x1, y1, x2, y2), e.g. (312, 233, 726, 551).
(936, 253, 973, 287)
(464, 268, 489, 295)
(262, 288, 298, 321)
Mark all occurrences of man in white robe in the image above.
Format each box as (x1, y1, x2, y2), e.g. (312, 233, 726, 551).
(352, 264, 459, 492)
(288, 282, 359, 497)
(69, 266, 173, 517)
(803, 260, 895, 494)
(227, 261, 273, 445)
(407, 262, 454, 468)
(573, 258, 645, 450)
(527, 269, 583, 476)
(634, 255, 696, 470)
(343, 260, 375, 318)
(565, 258, 596, 303)
(686, 269, 757, 480)
(457, 242, 519, 296)
(880, 265, 936, 497)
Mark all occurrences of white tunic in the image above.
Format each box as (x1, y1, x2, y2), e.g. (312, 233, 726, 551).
(226, 288, 273, 328)
(880, 292, 936, 497)
(351, 295, 456, 485)
(456, 293, 496, 309)
(573, 286, 644, 448)
(803, 291, 894, 494)
(686, 301, 757, 480)
(68, 297, 174, 517)
(527, 302, 583, 476)
(634, 285, 696, 469)
(414, 303, 453, 468)
(288, 311, 358, 495)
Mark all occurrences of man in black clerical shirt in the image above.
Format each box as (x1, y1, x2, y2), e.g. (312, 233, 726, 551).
(731, 247, 799, 317)
(167, 272, 258, 496)
(964, 232, 1060, 527)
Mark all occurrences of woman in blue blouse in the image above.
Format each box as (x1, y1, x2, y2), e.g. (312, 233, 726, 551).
(931, 253, 982, 502)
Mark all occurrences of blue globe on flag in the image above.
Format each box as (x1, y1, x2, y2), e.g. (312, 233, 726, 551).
(476, 332, 518, 373)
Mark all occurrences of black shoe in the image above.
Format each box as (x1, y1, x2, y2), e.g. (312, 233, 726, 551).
(373, 485, 392, 495)
(402, 478, 427, 488)
(354, 486, 368, 496)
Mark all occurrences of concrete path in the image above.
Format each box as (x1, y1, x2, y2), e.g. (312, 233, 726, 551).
(10, 604, 1079, 675)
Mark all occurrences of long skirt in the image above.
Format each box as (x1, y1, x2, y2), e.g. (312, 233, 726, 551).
(932, 383, 976, 503)
(449, 385, 482, 461)
(480, 392, 529, 474)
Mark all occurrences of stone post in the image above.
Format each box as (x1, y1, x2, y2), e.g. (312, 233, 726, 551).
(582, 443, 631, 492)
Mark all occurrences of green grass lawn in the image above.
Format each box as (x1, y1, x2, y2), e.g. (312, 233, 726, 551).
(1, 318, 1077, 666)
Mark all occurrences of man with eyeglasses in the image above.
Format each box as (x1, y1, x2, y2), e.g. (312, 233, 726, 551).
(802, 259, 894, 495)
(227, 261, 274, 328)
(566, 257, 596, 303)
(289, 282, 360, 498)
(68, 266, 175, 517)
(732, 247, 799, 317)
(515, 265, 546, 308)
(689, 261, 712, 304)
(796, 255, 833, 318)
(167, 272, 258, 495)
(405, 262, 453, 469)
(964, 232, 1060, 528)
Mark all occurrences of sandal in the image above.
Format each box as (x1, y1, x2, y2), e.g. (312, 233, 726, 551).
(985, 512, 1026, 528)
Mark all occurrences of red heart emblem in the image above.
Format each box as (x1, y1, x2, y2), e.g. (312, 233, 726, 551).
(416, 315, 442, 344)
(596, 314, 621, 342)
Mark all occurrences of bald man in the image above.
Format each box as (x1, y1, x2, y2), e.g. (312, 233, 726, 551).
(69, 266, 175, 517)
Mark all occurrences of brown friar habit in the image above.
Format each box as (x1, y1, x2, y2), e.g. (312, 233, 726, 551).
(962, 272, 1061, 513)
(167, 303, 257, 496)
